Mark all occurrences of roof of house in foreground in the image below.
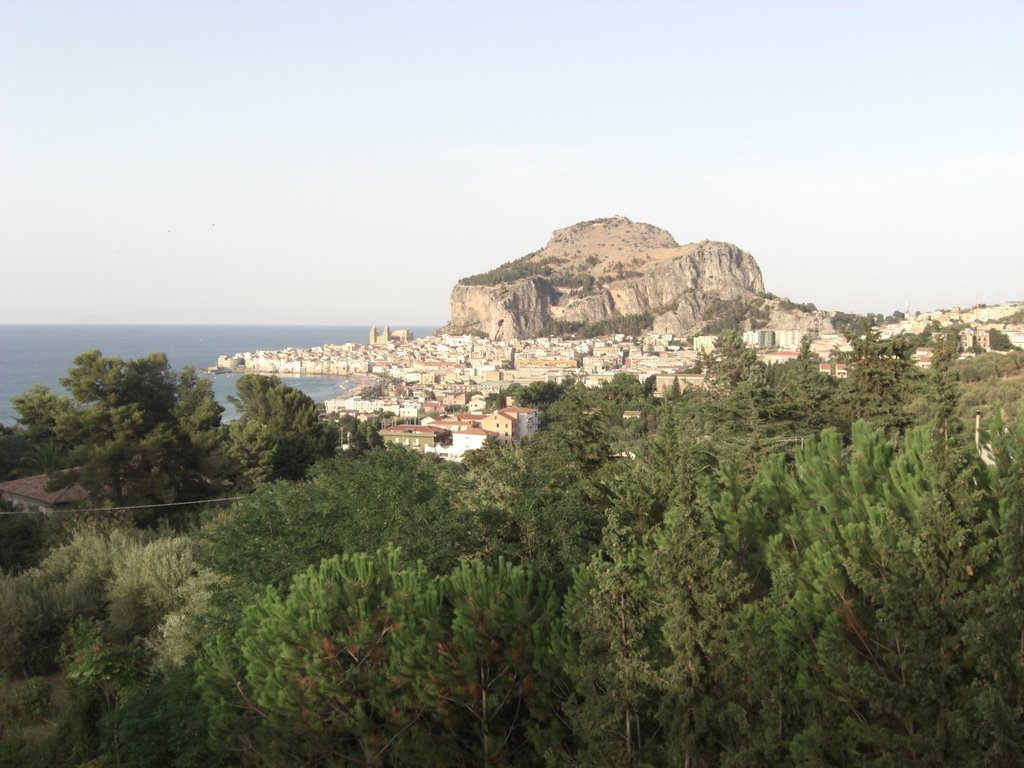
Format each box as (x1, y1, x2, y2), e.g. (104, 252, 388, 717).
(0, 473, 88, 506)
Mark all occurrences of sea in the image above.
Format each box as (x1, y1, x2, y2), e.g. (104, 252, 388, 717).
(0, 324, 439, 427)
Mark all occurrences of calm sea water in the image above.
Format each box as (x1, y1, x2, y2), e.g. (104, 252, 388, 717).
(0, 325, 438, 426)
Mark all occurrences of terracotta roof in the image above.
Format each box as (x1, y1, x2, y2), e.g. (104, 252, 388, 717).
(380, 425, 450, 436)
(0, 473, 88, 506)
(450, 412, 485, 421)
(429, 420, 472, 430)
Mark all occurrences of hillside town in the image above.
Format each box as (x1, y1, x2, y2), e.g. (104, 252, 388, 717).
(207, 304, 1024, 461)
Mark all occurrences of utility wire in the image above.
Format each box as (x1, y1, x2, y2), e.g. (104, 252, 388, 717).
(0, 495, 247, 515)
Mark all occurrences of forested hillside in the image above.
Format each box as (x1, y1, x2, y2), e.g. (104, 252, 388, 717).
(1, 336, 1023, 766)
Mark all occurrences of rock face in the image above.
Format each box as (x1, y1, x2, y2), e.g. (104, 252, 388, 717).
(447, 279, 561, 339)
(443, 216, 769, 339)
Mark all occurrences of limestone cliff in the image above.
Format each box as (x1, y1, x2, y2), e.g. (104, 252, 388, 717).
(443, 216, 771, 339)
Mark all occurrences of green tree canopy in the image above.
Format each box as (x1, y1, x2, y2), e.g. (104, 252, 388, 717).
(836, 328, 923, 435)
(37, 351, 226, 513)
(226, 374, 338, 487)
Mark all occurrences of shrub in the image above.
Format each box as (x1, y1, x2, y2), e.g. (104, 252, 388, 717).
(11, 677, 52, 719)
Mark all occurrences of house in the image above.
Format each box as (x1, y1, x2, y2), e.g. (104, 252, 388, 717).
(447, 412, 488, 429)
(482, 410, 518, 443)
(693, 335, 718, 354)
(654, 373, 705, 396)
(959, 327, 991, 353)
(398, 402, 421, 420)
(515, 357, 579, 370)
(379, 425, 452, 453)
(424, 416, 485, 433)
(383, 405, 539, 451)
(761, 350, 799, 366)
(819, 362, 848, 379)
(495, 406, 539, 440)
(0, 473, 88, 513)
(425, 428, 495, 462)
(481, 407, 539, 444)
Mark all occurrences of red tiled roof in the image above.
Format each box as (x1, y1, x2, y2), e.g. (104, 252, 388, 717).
(380, 425, 450, 436)
(485, 411, 515, 422)
(0, 473, 88, 506)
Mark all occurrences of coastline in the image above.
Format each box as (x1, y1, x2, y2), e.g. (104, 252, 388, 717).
(0, 325, 436, 427)
(203, 368, 381, 399)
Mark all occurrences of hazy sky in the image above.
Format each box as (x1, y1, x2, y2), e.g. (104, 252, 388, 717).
(2, 0, 1022, 326)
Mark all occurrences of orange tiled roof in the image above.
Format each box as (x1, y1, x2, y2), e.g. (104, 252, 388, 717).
(450, 412, 485, 421)
(380, 425, 450, 436)
(486, 411, 516, 422)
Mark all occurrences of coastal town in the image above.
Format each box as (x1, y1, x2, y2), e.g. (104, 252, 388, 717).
(207, 303, 1024, 461)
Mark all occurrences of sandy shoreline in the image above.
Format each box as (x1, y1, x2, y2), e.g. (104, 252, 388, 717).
(203, 368, 382, 399)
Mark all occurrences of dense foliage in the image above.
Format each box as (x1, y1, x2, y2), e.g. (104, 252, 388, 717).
(543, 312, 655, 339)
(2, 338, 1023, 766)
(458, 251, 552, 287)
(698, 297, 772, 335)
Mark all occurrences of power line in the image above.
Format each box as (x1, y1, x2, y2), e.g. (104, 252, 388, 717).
(0, 495, 247, 515)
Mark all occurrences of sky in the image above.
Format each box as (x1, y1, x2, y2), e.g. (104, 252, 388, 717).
(2, 0, 1022, 326)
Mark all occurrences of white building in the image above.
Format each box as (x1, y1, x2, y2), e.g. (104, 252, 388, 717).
(693, 335, 718, 354)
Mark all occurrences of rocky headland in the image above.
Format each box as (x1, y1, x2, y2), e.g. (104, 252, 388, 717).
(441, 216, 837, 340)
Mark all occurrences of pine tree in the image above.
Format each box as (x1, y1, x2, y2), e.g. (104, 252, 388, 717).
(835, 326, 922, 436)
(765, 422, 992, 764)
(196, 547, 438, 767)
(963, 405, 1024, 762)
(51, 351, 226, 511)
(403, 558, 562, 766)
(561, 465, 666, 766)
(649, 502, 748, 766)
(788, 336, 838, 431)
